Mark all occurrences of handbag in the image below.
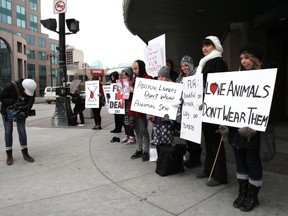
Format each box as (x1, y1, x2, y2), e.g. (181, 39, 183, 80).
(259, 125, 276, 162)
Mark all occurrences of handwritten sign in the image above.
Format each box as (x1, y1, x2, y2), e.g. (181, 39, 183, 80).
(144, 43, 163, 77)
(180, 74, 203, 144)
(131, 78, 183, 120)
(202, 68, 277, 131)
(103, 85, 111, 109)
(85, 81, 99, 108)
(107, 83, 125, 114)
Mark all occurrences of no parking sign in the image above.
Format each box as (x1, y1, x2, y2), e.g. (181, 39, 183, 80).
(54, 0, 67, 14)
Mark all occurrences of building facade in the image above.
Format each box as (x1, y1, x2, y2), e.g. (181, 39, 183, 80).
(0, 0, 59, 96)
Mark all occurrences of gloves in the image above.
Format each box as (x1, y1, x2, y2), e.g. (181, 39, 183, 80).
(98, 93, 102, 97)
(14, 101, 27, 107)
(176, 112, 182, 123)
(163, 114, 170, 121)
(238, 127, 256, 142)
(216, 125, 229, 137)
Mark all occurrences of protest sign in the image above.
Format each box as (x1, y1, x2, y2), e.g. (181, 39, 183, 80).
(144, 43, 163, 78)
(131, 78, 183, 120)
(116, 79, 130, 99)
(103, 85, 111, 109)
(202, 68, 277, 131)
(107, 83, 125, 114)
(85, 81, 99, 108)
(180, 74, 203, 144)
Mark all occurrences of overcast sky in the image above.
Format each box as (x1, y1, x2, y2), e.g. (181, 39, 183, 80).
(40, 0, 147, 68)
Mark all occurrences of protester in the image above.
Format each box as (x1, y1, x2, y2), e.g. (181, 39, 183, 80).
(150, 66, 174, 151)
(70, 89, 85, 126)
(109, 71, 123, 133)
(91, 76, 104, 130)
(129, 60, 152, 161)
(166, 58, 179, 82)
(120, 67, 136, 145)
(0, 79, 37, 165)
(222, 43, 271, 212)
(176, 55, 202, 169)
(195, 36, 229, 186)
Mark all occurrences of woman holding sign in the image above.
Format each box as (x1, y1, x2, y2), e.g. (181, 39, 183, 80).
(195, 36, 229, 186)
(227, 44, 268, 212)
(129, 60, 152, 162)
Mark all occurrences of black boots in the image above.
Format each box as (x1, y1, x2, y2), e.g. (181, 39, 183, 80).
(233, 179, 248, 208)
(6, 149, 13, 165)
(21, 148, 35, 162)
(240, 183, 260, 212)
(233, 181, 260, 212)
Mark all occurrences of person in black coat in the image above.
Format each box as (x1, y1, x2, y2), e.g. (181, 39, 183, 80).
(195, 36, 229, 187)
(71, 89, 85, 125)
(0, 79, 37, 165)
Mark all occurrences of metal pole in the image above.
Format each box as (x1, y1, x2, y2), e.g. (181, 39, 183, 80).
(50, 54, 53, 86)
(59, 13, 66, 87)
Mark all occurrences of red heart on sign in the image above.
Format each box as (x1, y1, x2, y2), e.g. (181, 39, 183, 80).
(210, 83, 218, 95)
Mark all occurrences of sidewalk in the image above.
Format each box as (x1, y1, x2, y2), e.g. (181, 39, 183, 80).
(0, 111, 287, 215)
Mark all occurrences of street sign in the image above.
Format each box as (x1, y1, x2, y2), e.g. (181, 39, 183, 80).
(54, 0, 67, 14)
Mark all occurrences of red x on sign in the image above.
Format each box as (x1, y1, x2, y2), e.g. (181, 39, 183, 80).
(54, 0, 67, 14)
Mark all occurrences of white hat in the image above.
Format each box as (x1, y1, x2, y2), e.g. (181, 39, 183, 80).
(22, 79, 37, 96)
(205, 36, 223, 53)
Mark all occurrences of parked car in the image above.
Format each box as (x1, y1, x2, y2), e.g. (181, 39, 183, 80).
(44, 86, 58, 104)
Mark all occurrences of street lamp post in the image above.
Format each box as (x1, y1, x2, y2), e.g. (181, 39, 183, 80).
(41, 14, 79, 127)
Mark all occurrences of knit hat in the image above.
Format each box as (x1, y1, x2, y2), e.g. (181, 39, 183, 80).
(180, 55, 194, 70)
(158, 66, 170, 79)
(204, 36, 223, 53)
(22, 79, 37, 96)
(122, 67, 133, 79)
(239, 43, 263, 61)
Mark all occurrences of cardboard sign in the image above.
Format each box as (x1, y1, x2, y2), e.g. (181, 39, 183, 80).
(202, 68, 277, 131)
(107, 84, 125, 114)
(180, 74, 203, 144)
(131, 78, 183, 120)
(85, 81, 99, 108)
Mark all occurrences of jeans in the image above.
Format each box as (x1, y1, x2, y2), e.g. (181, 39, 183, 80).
(2, 114, 27, 149)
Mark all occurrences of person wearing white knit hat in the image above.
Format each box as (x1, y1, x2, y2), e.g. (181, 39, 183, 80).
(195, 35, 229, 187)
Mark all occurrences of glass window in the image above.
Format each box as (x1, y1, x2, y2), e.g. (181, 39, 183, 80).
(17, 18, 26, 28)
(30, 0, 37, 11)
(27, 64, 35, 79)
(38, 37, 46, 48)
(26, 34, 35, 45)
(27, 49, 35, 59)
(38, 51, 46, 61)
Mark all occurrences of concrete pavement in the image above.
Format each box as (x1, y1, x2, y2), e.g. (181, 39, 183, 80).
(0, 101, 287, 215)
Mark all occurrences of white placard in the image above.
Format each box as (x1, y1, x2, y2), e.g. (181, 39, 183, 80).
(131, 78, 183, 120)
(103, 85, 110, 109)
(144, 43, 163, 77)
(202, 68, 277, 131)
(85, 81, 99, 108)
(180, 74, 203, 144)
(107, 84, 125, 114)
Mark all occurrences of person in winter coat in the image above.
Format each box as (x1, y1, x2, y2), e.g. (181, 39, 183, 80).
(223, 43, 272, 212)
(0, 79, 37, 165)
(195, 36, 229, 186)
(91, 76, 105, 130)
(151, 66, 175, 149)
(119, 67, 136, 144)
(130, 60, 152, 161)
(176, 55, 202, 169)
(71, 89, 85, 125)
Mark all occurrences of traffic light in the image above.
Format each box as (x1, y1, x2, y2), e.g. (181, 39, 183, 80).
(66, 19, 79, 34)
(40, 19, 57, 32)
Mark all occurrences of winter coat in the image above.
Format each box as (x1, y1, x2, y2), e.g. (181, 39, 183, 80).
(0, 79, 35, 117)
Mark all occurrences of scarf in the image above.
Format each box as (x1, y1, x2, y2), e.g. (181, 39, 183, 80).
(196, 50, 222, 74)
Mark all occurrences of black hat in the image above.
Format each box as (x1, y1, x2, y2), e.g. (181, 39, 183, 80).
(240, 43, 263, 61)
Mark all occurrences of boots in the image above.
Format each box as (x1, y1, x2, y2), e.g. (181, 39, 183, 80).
(240, 183, 260, 212)
(233, 179, 248, 208)
(21, 148, 35, 162)
(6, 149, 13, 165)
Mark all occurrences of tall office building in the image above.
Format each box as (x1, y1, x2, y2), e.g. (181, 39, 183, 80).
(0, 0, 59, 96)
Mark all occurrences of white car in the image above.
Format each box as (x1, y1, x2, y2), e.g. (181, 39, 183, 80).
(44, 86, 58, 104)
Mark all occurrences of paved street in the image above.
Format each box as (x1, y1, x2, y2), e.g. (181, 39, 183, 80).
(0, 100, 287, 215)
